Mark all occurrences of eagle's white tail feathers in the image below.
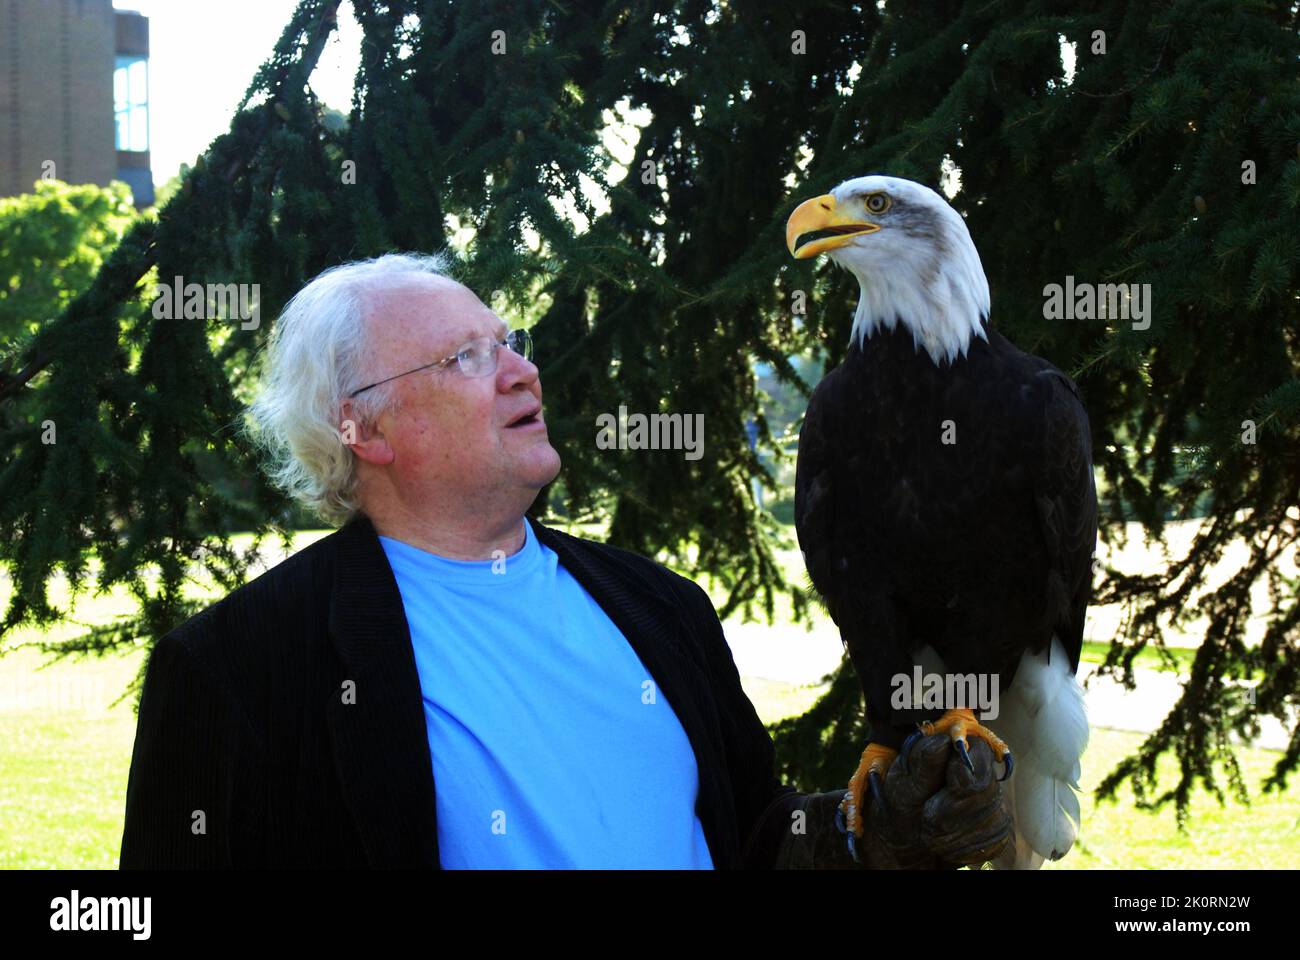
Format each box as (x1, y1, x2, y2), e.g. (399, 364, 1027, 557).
(990, 775, 1046, 869)
(985, 636, 1088, 868)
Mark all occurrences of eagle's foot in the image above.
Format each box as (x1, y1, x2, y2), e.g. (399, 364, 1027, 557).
(838, 742, 898, 840)
(920, 707, 1014, 781)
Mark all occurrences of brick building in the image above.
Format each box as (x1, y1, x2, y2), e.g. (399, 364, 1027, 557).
(0, 0, 153, 206)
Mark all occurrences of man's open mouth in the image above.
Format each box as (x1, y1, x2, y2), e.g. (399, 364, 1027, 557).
(506, 408, 541, 427)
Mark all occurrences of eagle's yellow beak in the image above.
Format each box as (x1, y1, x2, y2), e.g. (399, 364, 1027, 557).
(785, 194, 881, 259)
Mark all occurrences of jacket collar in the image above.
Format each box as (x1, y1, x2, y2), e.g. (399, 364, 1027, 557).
(323, 511, 732, 868)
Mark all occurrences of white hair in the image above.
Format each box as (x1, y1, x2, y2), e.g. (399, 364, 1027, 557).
(246, 251, 458, 526)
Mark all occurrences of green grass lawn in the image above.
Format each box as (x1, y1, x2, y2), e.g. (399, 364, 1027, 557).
(0, 647, 145, 869)
(1052, 726, 1300, 870)
(0, 525, 1294, 868)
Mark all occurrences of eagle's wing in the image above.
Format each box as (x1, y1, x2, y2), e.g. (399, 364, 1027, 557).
(793, 364, 848, 627)
(1024, 365, 1097, 673)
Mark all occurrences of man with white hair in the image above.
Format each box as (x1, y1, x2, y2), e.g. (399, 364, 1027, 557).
(119, 252, 1011, 870)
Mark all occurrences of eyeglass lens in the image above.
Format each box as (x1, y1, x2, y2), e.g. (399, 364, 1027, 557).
(460, 329, 532, 376)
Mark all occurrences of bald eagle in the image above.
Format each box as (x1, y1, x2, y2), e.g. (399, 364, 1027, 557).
(785, 175, 1095, 869)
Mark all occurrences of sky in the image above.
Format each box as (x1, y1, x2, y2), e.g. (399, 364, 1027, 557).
(113, 0, 363, 182)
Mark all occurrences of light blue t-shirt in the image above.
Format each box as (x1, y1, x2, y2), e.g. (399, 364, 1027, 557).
(379, 518, 715, 869)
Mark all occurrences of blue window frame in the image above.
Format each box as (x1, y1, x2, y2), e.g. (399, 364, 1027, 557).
(114, 55, 149, 152)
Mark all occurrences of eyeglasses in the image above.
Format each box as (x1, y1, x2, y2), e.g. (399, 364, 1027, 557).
(347, 328, 534, 398)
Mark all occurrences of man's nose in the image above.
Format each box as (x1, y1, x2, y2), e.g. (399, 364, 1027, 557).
(496, 341, 540, 391)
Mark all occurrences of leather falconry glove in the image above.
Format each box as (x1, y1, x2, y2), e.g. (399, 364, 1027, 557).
(770, 732, 1013, 869)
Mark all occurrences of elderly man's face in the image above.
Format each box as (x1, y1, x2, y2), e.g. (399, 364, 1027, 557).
(360, 278, 561, 510)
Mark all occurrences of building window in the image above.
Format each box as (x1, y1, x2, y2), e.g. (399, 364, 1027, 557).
(114, 55, 149, 152)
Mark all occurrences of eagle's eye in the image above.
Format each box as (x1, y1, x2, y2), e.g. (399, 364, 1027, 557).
(865, 193, 890, 214)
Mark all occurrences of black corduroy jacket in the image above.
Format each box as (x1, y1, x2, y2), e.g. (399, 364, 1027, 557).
(118, 512, 849, 869)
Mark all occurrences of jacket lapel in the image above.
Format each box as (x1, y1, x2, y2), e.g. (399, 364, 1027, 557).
(326, 513, 442, 867)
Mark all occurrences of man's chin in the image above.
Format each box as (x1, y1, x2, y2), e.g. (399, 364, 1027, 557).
(522, 444, 562, 488)
(541, 446, 562, 485)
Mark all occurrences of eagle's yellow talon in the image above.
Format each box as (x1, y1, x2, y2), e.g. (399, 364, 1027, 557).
(920, 707, 1011, 763)
(839, 743, 898, 838)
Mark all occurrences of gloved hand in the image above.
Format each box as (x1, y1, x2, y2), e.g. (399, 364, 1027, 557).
(768, 733, 1012, 869)
(852, 732, 1013, 869)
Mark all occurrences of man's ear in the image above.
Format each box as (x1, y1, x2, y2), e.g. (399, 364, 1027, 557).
(339, 399, 395, 466)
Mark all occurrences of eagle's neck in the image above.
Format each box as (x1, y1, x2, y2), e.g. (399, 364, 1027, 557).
(847, 239, 991, 367)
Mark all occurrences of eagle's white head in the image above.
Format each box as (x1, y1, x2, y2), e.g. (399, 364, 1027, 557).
(785, 175, 990, 367)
